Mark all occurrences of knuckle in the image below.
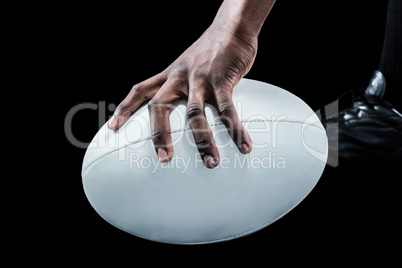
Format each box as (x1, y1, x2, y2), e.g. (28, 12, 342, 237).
(151, 130, 165, 144)
(194, 136, 211, 149)
(147, 98, 160, 110)
(115, 102, 130, 115)
(211, 75, 235, 90)
(131, 82, 144, 93)
(218, 102, 235, 117)
(186, 105, 204, 119)
(148, 99, 172, 112)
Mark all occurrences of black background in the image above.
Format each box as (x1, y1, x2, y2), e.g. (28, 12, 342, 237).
(57, 0, 399, 262)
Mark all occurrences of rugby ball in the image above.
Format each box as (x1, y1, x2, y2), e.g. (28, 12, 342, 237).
(82, 78, 328, 244)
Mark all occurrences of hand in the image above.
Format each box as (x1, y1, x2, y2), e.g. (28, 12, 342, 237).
(108, 26, 256, 168)
(108, 0, 276, 168)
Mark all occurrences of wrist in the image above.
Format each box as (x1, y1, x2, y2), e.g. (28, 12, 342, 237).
(211, 0, 276, 38)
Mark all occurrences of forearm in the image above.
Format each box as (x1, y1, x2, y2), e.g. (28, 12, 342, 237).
(212, 0, 276, 38)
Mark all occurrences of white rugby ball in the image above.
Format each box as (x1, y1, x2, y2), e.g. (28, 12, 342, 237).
(82, 78, 328, 244)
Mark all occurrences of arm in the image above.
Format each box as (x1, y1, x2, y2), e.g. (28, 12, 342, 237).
(108, 0, 276, 168)
(213, 0, 276, 38)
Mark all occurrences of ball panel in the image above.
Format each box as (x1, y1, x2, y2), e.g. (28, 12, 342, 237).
(83, 124, 326, 244)
(82, 78, 328, 244)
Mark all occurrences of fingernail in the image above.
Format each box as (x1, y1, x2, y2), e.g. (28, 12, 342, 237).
(157, 148, 169, 162)
(108, 115, 116, 128)
(240, 143, 250, 154)
(204, 155, 218, 168)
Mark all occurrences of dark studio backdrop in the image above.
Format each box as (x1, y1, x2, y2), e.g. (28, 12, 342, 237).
(58, 0, 398, 260)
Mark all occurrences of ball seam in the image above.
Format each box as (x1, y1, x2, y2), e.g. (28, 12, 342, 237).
(82, 119, 324, 175)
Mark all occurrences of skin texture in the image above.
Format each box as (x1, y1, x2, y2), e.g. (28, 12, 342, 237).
(108, 0, 276, 168)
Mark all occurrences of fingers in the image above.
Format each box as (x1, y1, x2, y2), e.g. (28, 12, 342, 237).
(108, 69, 250, 169)
(187, 83, 220, 169)
(147, 79, 181, 163)
(214, 86, 252, 154)
(108, 72, 167, 130)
